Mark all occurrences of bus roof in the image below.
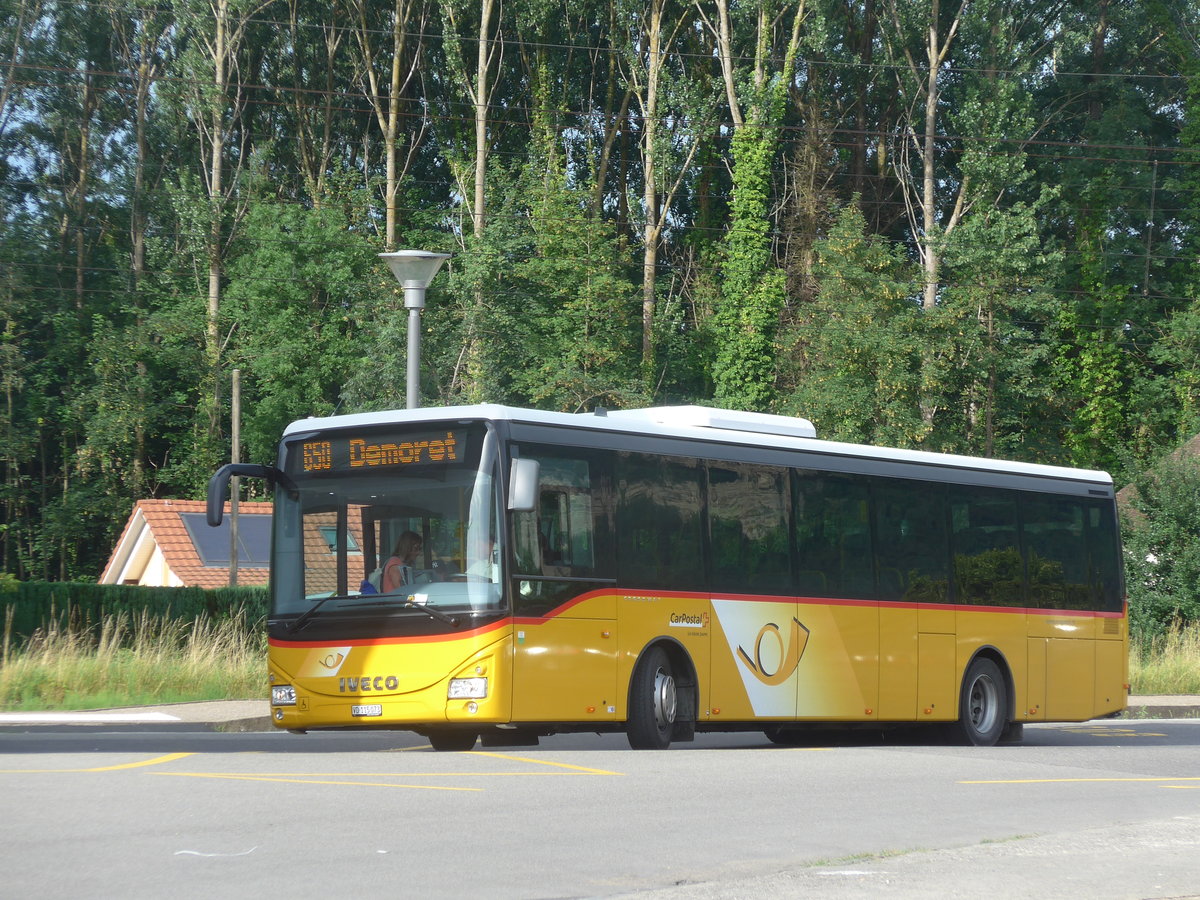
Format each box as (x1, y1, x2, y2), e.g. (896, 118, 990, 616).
(281, 403, 1113, 487)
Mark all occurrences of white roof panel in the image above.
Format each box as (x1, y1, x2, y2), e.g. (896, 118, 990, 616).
(281, 404, 1112, 486)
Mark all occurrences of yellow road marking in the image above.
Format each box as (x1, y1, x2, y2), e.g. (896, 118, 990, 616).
(149, 770, 610, 777)
(89, 752, 195, 771)
(1061, 727, 1168, 737)
(467, 751, 623, 775)
(154, 772, 482, 791)
(0, 747, 619, 789)
(0, 752, 194, 774)
(962, 776, 1200, 785)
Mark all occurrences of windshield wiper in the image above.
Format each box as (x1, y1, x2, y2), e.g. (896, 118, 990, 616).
(288, 593, 462, 633)
(288, 593, 352, 634)
(354, 595, 461, 628)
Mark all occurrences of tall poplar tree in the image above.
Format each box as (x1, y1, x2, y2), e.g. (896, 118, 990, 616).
(172, 0, 270, 461)
(618, 0, 704, 389)
(706, 0, 809, 411)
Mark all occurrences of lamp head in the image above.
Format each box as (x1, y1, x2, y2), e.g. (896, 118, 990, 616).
(379, 250, 451, 289)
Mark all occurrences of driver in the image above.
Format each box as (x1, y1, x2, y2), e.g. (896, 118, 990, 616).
(382, 531, 423, 592)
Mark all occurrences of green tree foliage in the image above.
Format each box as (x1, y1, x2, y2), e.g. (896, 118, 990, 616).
(507, 168, 642, 411)
(1053, 229, 1137, 475)
(934, 79, 1063, 458)
(1156, 299, 1200, 437)
(1156, 63, 1200, 441)
(1035, 0, 1185, 477)
(779, 200, 925, 445)
(708, 0, 809, 412)
(223, 195, 382, 463)
(713, 128, 788, 411)
(1123, 453, 1200, 637)
(4, 0, 1200, 579)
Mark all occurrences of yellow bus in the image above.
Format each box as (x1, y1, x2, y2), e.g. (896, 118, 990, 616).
(207, 404, 1127, 750)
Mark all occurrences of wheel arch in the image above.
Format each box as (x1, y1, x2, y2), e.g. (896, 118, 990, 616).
(628, 637, 699, 738)
(961, 644, 1016, 723)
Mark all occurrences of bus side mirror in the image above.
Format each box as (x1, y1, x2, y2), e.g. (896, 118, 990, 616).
(207, 463, 275, 526)
(508, 458, 539, 512)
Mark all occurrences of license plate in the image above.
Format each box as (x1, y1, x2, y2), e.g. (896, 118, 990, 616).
(351, 704, 383, 717)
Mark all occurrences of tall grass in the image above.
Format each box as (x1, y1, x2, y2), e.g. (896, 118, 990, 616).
(1130, 621, 1200, 695)
(0, 606, 266, 710)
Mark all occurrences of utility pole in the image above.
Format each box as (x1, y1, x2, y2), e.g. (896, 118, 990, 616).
(229, 368, 241, 586)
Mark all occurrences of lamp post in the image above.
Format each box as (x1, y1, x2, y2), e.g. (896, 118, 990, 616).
(379, 250, 451, 409)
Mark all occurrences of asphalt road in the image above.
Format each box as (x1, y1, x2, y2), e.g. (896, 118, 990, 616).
(1, 720, 1198, 898)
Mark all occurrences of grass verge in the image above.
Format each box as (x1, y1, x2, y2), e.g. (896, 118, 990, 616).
(0, 606, 265, 710)
(1129, 621, 1200, 695)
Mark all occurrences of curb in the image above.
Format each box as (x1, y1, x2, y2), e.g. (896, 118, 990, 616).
(0, 700, 1196, 731)
(210, 717, 276, 733)
(0, 700, 274, 733)
(1119, 705, 1200, 720)
(0, 725, 262, 734)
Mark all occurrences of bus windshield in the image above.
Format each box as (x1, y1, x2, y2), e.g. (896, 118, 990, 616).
(271, 422, 503, 620)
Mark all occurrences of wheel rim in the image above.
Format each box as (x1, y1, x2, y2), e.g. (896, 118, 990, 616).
(967, 672, 999, 735)
(653, 667, 677, 732)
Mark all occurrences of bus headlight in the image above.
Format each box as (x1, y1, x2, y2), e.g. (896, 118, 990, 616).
(448, 677, 488, 700)
(271, 685, 297, 706)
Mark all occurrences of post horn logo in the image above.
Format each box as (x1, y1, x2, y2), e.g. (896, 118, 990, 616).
(736, 617, 810, 686)
(318, 652, 346, 669)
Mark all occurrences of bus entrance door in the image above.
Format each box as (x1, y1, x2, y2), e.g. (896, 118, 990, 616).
(509, 584, 619, 725)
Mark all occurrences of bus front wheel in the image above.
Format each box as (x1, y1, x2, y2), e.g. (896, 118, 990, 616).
(952, 657, 1007, 746)
(627, 647, 677, 750)
(425, 729, 478, 751)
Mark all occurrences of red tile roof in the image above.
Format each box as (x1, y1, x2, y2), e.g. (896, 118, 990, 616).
(101, 499, 272, 589)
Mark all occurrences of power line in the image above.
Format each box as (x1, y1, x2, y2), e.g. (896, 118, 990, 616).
(2, 58, 1195, 163)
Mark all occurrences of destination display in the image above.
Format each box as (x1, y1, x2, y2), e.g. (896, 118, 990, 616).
(288, 428, 465, 475)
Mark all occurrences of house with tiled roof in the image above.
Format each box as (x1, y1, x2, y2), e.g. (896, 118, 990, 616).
(100, 499, 272, 588)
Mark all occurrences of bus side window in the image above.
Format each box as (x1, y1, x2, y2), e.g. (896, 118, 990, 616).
(616, 452, 704, 591)
(512, 450, 606, 577)
(1085, 499, 1123, 613)
(1022, 494, 1088, 610)
(793, 470, 873, 599)
(874, 480, 949, 604)
(950, 486, 1022, 607)
(708, 463, 789, 595)
(539, 489, 570, 567)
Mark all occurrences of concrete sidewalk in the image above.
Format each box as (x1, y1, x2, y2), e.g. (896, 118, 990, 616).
(0, 700, 272, 732)
(0, 696, 1195, 732)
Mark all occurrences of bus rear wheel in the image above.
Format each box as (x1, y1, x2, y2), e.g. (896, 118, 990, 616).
(627, 647, 677, 750)
(425, 729, 478, 751)
(952, 657, 1007, 746)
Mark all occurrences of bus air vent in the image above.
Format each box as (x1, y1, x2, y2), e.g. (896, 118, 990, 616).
(604, 406, 817, 439)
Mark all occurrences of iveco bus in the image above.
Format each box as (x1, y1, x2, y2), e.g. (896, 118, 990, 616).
(207, 404, 1127, 750)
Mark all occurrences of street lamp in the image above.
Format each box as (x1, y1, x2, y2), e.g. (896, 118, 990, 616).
(379, 250, 451, 409)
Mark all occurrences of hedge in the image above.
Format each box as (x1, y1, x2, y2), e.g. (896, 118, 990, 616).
(0, 581, 268, 648)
